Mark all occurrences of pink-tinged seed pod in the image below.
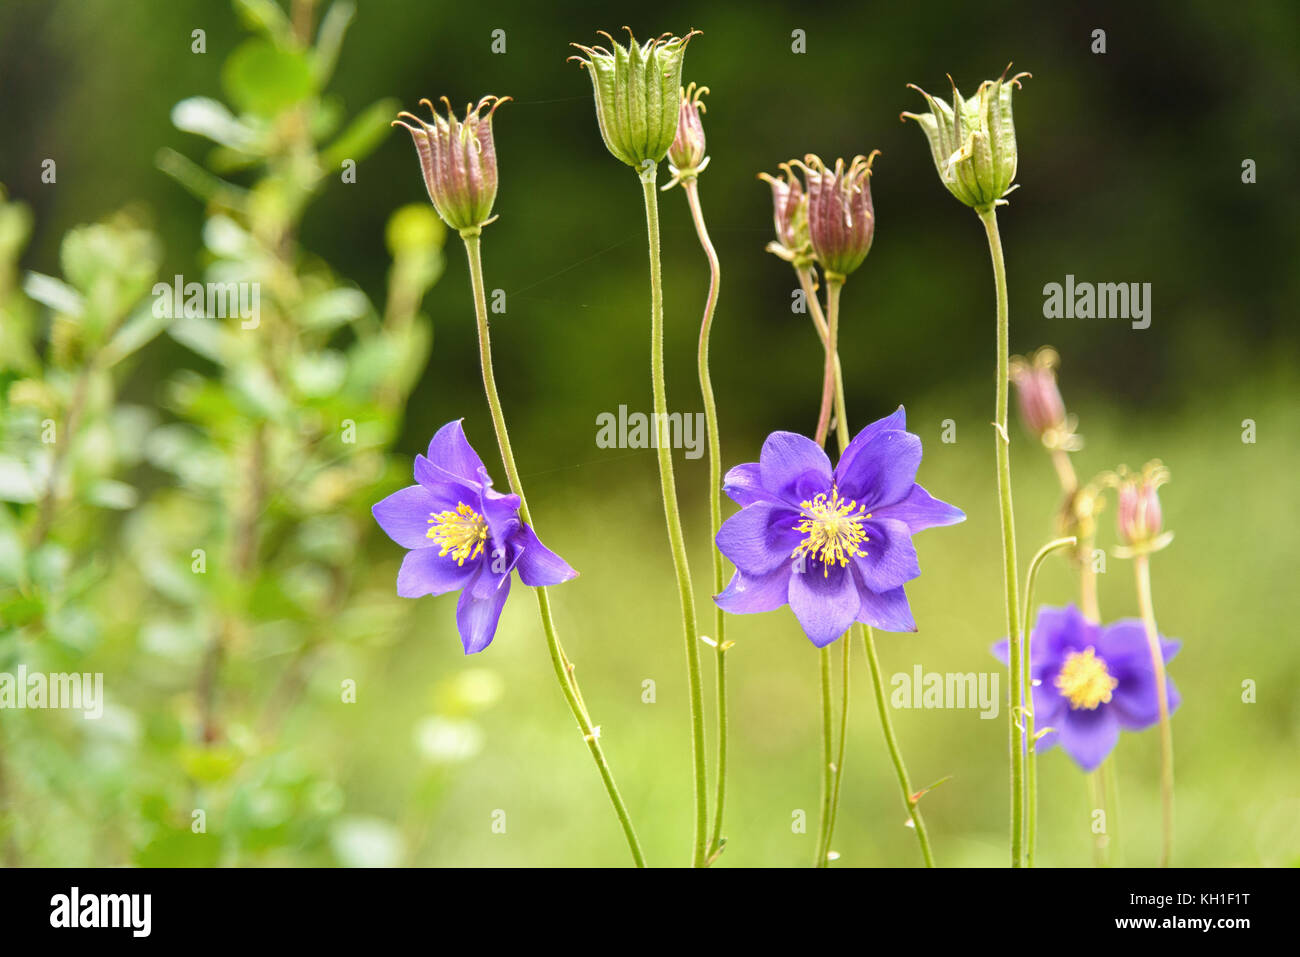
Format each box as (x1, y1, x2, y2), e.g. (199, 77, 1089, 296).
(793, 152, 879, 280)
(393, 95, 510, 235)
(757, 162, 812, 267)
(1010, 346, 1068, 443)
(1113, 461, 1172, 554)
(667, 83, 709, 181)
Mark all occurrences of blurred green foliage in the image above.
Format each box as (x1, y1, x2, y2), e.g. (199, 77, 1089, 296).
(0, 0, 1296, 866)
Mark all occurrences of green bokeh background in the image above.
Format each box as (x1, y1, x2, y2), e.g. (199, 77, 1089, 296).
(1, 0, 1297, 866)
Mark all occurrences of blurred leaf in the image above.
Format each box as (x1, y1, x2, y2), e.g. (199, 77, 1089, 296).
(23, 271, 83, 317)
(290, 351, 347, 398)
(232, 0, 295, 47)
(156, 147, 247, 208)
(171, 97, 263, 153)
(300, 287, 369, 332)
(100, 302, 172, 367)
(85, 479, 138, 511)
(223, 39, 315, 118)
(0, 456, 38, 503)
(321, 97, 398, 169)
(168, 315, 230, 365)
(181, 744, 243, 784)
(312, 0, 356, 85)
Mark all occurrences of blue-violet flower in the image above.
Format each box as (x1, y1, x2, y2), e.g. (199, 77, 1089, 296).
(713, 407, 965, 646)
(372, 420, 577, 654)
(993, 604, 1181, 771)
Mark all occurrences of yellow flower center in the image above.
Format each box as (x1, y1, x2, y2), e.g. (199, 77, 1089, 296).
(791, 487, 870, 577)
(1054, 647, 1118, 710)
(427, 502, 488, 566)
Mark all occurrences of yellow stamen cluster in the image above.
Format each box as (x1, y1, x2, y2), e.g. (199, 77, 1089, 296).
(427, 502, 488, 566)
(791, 487, 870, 577)
(1054, 646, 1118, 710)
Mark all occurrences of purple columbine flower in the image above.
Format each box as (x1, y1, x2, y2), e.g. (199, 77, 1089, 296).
(713, 407, 964, 646)
(371, 420, 576, 654)
(993, 604, 1181, 771)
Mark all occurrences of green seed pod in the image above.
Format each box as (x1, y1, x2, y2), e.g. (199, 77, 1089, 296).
(570, 28, 700, 171)
(902, 66, 1030, 211)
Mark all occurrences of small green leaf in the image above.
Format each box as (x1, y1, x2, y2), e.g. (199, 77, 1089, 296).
(23, 271, 84, 317)
(223, 39, 315, 118)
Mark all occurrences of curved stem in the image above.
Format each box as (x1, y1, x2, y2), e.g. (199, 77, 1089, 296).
(683, 180, 729, 860)
(817, 634, 851, 866)
(1020, 535, 1077, 867)
(638, 170, 708, 868)
(462, 231, 646, 867)
(1134, 553, 1174, 867)
(978, 206, 1023, 868)
(814, 280, 843, 446)
(862, 625, 934, 866)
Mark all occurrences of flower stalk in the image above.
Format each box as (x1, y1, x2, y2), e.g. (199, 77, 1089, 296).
(1134, 552, 1174, 867)
(462, 231, 646, 867)
(680, 176, 730, 861)
(978, 205, 1024, 867)
(639, 167, 709, 868)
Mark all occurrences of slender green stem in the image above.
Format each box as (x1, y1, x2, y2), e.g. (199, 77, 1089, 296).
(815, 646, 834, 866)
(814, 279, 843, 445)
(1020, 536, 1077, 867)
(817, 635, 851, 866)
(638, 168, 708, 868)
(683, 179, 730, 861)
(1086, 770, 1106, 867)
(862, 625, 934, 866)
(461, 231, 646, 868)
(978, 206, 1023, 868)
(1102, 752, 1121, 866)
(1134, 554, 1174, 867)
(808, 267, 933, 866)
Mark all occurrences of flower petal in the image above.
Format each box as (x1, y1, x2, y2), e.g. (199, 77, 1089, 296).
(1096, 621, 1181, 730)
(722, 462, 768, 507)
(1057, 706, 1120, 772)
(788, 563, 859, 647)
(427, 419, 489, 485)
(456, 565, 512, 654)
(854, 517, 921, 592)
(853, 579, 918, 633)
(372, 484, 456, 549)
(715, 566, 792, 615)
(838, 407, 906, 465)
(477, 481, 522, 550)
(873, 483, 965, 534)
(512, 523, 578, 587)
(395, 546, 477, 598)
(834, 429, 922, 510)
(715, 502, 802, 576)
(759, 431, 833, 505)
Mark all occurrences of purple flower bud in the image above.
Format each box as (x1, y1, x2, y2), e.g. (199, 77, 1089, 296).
(757, 163, 812, 267)
(393, 95, 510, 235)
(1114, 461, 1171, 553)
(1009, 347, 1067, 442)
(792, 152, 879, 280)
(667, 83, 709, 180)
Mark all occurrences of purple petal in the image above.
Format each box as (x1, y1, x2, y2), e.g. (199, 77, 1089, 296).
(396, 546, 477, 598)
(512, 523, 577, 587)
(853, 579, 918, 633)
(427, 419, 490, 485)
(414, 454, 482, 499)
(873, 483, 965, 534)
(477, 482, 522, 549)
(1096, 621, 1182, 729)
(715, 502, 802, 576)
(834, 429, 922, 510)
(715, 566, 792, 615)
(837, 407, 906, 465)
(1029, 604, 1096, 667)
(456, 565, 512, 654)
(722, 462, 768, 507)
(788, 563, 859, 647)
(853, 517, 921, 592)
(759, 431, 833, 505)
(373, 484, 457, 549)
(1057, 706, 1120, 772)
